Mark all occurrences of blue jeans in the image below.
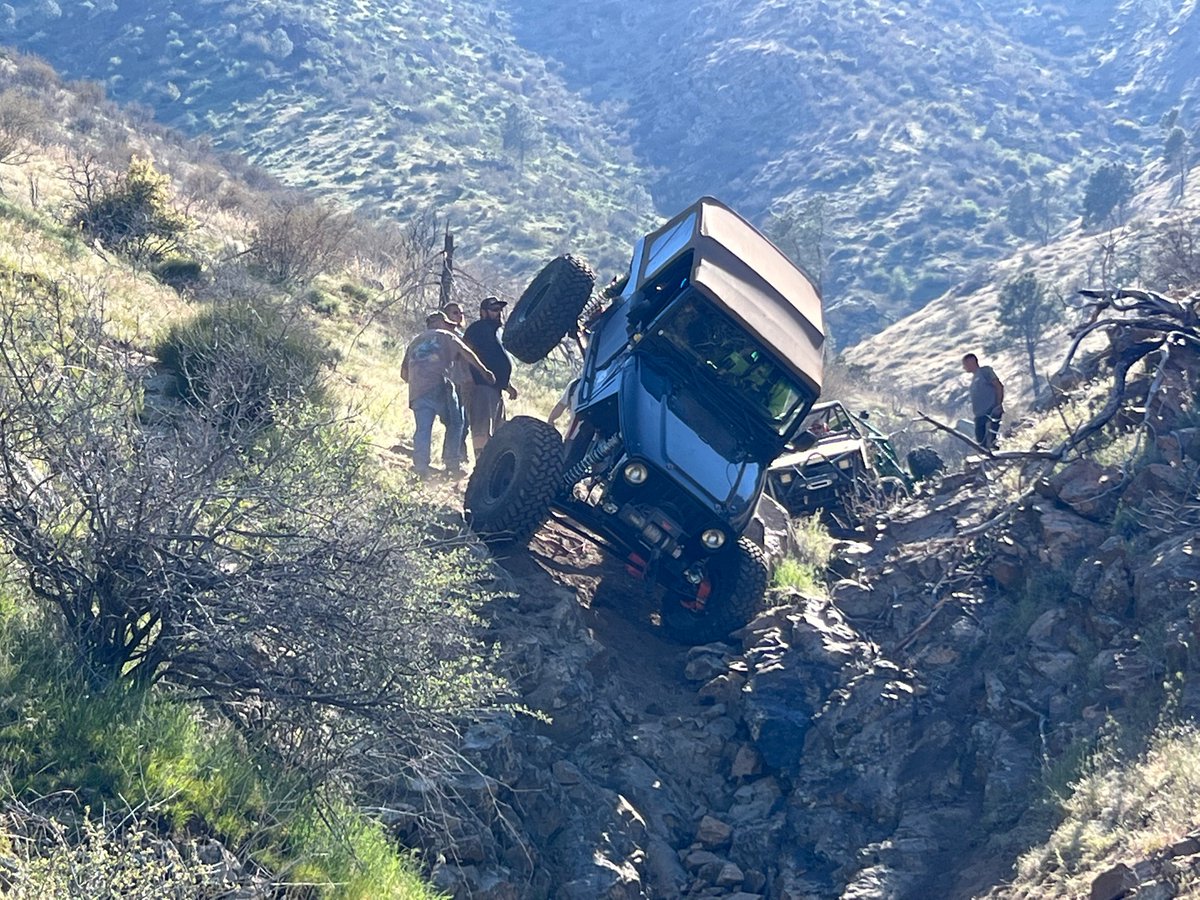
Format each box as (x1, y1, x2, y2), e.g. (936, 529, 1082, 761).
(412, 387, 464, 473)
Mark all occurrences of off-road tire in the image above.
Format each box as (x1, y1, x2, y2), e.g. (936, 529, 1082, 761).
(660, 537, 768, 644)
(503, 255, 596, 363)
(465, 416, 564, 545)
(906, 446, 945, 481)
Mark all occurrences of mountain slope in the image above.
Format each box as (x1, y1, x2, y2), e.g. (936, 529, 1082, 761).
(2, 0, 655, 278)
(505, 0, 1200, 341)
(841, 157, 1200, 414)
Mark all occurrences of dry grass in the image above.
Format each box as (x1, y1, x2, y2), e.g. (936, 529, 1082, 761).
(1001, 722, 1200, 898)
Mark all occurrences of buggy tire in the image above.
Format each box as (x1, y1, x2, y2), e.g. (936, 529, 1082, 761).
(503, 255, 596, 364)
(660, 537, 768, 645)
(906, 446, 945, 481)
(465, 416, 563, 545)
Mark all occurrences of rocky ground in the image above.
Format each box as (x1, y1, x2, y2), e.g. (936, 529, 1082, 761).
(389, 341, 1199, 900)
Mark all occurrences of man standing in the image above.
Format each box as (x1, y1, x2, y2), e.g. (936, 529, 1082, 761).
(441, 301, 471, 461)
(962, 352, 1005, 450)
(401, 311, 494, 478)
(463, 296, 518, 457)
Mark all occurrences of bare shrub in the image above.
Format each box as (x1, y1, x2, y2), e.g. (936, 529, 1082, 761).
(247, 198, 354, 286)
(1, 797, 227, 899)
(0, 275, 507, 786)
(1149, 217, 1200, 294)
(0, 90, 45, 166)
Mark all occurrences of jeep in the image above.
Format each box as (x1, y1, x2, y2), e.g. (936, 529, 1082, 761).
(464, 197, 825, 643)
(765, 400, 944, 524)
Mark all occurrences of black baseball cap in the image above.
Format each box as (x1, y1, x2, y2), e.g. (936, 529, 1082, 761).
(481, 296, 508, 311)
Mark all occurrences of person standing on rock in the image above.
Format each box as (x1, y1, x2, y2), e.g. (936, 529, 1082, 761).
(962, 352, 1005, 450)
(401, 311, 495, 479)
(463, 296, 518, 457)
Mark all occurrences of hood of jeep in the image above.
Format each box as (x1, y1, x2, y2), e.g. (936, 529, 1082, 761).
(619, 358, 762, 525)
(771, 435, 865, 470)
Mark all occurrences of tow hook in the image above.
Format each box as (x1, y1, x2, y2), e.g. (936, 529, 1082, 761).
(683, 566, 704, 585)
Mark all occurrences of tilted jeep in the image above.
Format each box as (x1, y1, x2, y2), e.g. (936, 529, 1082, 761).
(464, 197, 825, 643)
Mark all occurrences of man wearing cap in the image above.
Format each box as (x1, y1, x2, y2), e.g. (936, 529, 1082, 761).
(463, 297, 518, 456)
(401, 311, 495, 478)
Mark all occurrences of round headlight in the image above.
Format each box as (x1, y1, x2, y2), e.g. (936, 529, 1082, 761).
(623, 461, 649, 485)
(701, 528, 726, 550)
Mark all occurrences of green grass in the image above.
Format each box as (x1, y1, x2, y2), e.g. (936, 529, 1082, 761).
(771, 514, 835, 596)
(0, 585, 442, 898)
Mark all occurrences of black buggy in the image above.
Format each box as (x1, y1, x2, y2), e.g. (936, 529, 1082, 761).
(465, 198, 825, 643)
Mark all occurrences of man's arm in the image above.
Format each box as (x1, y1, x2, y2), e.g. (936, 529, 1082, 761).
(992, 372, 1005, 408)
(453, 338, 496, 385)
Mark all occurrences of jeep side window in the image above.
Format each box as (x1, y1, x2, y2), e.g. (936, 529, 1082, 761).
(628, 252, 693, 332)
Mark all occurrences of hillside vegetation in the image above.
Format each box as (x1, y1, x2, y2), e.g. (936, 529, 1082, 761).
(1, 0, 655, 280)
(509, 0, 1200, 342)
(0, 51, 521, 897)
(842, 156, 1200, 417)
(5, 1, 1199, 343)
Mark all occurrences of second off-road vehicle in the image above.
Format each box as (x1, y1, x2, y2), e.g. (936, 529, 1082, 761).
(464, 197, 825, 643)
(765, 400, 944, 524)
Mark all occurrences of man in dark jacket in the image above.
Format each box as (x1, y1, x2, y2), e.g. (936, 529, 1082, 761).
(463, 296, 518, 456)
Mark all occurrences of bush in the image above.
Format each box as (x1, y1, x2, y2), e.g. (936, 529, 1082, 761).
(248, 198, 354, 286)
(155, 299, 331, 428)
(303, 285, 343, 316)
(150, 254, 204, 291)
(0, 89, 44, 166)
(66, 156, 191, 263)
(0, 277, 510, 805)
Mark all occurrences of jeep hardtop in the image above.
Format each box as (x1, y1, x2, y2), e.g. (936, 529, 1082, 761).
(465, 197, 825, 642)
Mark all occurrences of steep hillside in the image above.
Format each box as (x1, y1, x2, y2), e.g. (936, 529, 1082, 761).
(1, 0, 655, 278)
(506, 0, 1200, 342)
(842, 157, 1200, 414)
(6, 1, 1199, 344)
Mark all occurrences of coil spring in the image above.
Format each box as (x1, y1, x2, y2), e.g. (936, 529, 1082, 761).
(562, 433, 621, 487)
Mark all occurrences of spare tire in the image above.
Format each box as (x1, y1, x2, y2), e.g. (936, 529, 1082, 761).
(465, 416, 564, 546)
(907, 446, 945, 481)
(503, 254, 596, 363)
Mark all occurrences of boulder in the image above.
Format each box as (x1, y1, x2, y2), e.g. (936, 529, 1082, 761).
(1030, 504, 1110, 569)
(1133, 534, 1200, 618)
(1044, 459, 1123, 522)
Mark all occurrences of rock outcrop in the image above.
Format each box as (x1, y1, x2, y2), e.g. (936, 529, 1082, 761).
(400, 341, 1200, 899)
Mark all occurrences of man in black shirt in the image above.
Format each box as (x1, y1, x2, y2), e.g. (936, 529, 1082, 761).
(463, 296, 518, 457)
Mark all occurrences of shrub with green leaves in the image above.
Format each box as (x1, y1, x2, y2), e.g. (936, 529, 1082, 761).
(155, 299, 331, 428)
(67, 156, 191, 263)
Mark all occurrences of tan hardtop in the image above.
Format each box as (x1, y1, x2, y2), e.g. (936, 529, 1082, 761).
(634, 196, 825, 393)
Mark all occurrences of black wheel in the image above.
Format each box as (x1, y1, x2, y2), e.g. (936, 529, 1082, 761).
(503, 255, 596, 364)
(465, 416, 564, 545)
(660, 537, 768, 644)
(906, 446, 945, 481)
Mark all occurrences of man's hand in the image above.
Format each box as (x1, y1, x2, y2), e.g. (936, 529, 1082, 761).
(481, 368, 496, 386)
(505, 385, 518, 400)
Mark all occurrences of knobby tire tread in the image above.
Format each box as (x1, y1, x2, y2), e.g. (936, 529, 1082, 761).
(465, 416, 563, 546)
(503, 255, 596, 364)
